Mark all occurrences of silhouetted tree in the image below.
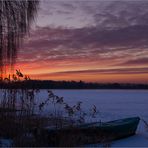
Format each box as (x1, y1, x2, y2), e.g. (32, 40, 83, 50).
(0, 0, 39, 76)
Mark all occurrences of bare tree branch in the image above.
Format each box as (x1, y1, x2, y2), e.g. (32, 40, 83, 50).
(0, 0, 39, 77)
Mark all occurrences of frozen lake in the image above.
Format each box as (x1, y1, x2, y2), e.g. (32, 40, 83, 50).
(37, 89, 148, 121)
(37, 89, 148, 147)
(1, 89, 148, 146)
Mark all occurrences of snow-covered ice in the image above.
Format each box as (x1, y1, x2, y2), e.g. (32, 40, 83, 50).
(37, 89, 148, 147)
(1, 89, 148, 147)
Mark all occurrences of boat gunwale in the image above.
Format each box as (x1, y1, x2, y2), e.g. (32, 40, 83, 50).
(43, 117, 140, 131)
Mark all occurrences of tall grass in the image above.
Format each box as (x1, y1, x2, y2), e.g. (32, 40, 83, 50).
(0, 70, 44, 146)
(0, 70, 99, 146)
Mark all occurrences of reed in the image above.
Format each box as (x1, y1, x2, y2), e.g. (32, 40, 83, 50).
(0, 70, 100, 146)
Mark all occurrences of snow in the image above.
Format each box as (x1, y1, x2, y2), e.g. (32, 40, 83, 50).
(36, 89, 148, 147)
(37, 89, 148, 120)
(0, 139, 13, 147)
(1, 89, 148, 147)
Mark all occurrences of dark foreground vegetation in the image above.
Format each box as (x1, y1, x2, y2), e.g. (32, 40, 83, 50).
(0, 70, 101, 147)
(0, 70, 147, 146)
(0, 79, 148, 89)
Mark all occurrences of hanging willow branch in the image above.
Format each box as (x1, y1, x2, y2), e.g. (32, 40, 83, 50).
(0, 0, 39, 76)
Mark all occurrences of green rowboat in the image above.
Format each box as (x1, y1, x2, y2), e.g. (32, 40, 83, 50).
(35, 117, 140, 146)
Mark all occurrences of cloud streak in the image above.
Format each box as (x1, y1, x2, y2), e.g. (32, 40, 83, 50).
(19, 25, 148, 65)
(34, 67, 148, 76)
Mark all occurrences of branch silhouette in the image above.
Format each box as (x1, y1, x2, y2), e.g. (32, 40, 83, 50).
(0, 0, 39, 76)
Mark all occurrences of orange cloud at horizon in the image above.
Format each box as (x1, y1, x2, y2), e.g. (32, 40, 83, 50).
(13, 61, 148, 83)
(29, 72, 147, 84)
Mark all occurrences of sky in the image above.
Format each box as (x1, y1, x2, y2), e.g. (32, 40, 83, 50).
(15, 0, 148, 83)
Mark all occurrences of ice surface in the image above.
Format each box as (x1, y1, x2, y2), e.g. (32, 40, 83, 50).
(37, 89, 148, 147)
(1, 89, 148, 147)
(36, 89, 148, 120)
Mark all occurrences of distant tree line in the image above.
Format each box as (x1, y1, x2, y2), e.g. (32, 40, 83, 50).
(0, 80, 148, 89)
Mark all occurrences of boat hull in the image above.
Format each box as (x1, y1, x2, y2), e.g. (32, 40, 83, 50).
(36, 117, 140, 146)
